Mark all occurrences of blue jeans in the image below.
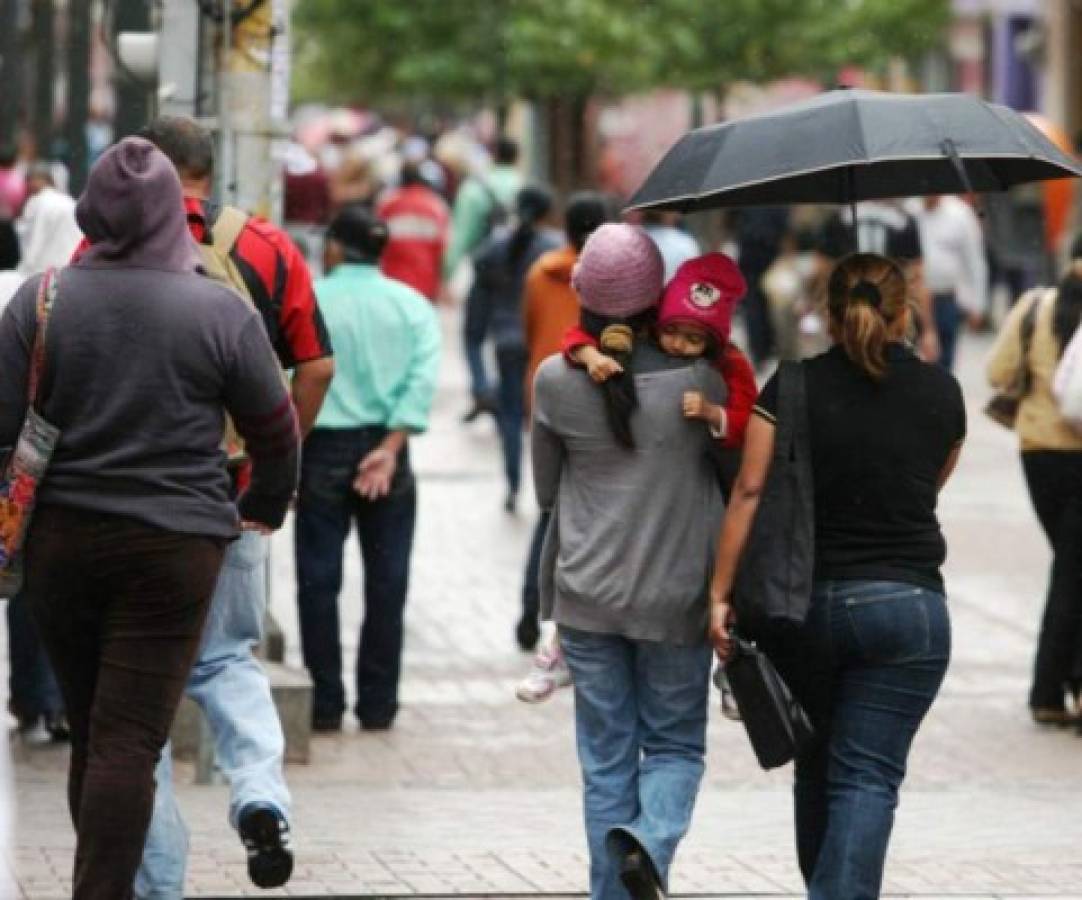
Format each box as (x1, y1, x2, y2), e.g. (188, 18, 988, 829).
(6, 590, 64, 723)
(135, 530, 290, 899)
(765, 580, 950, 900)
(464, 334, 493, 403)
(295, 427, 417, 723)
(495, 343, 527, 497)
(560, 627, 711, 900)
(933, 292, 962, 372)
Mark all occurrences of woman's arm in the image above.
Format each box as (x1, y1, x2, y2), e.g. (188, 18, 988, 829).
(937, 441, 963, 491)
(708, 413, 776, 657)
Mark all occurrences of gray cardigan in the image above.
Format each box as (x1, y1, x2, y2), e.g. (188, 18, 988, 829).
(531, 342, 727, 645)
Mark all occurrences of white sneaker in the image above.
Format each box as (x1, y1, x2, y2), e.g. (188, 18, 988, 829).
(515, 647, 572, 703)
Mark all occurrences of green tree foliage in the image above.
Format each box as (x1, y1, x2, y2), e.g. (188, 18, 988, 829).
(293, 0, 950, 105)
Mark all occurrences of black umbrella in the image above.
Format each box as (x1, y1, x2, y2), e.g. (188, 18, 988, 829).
(627, 89, 1082, 215)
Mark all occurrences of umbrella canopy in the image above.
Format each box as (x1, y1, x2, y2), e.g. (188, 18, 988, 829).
(628, 89, 1082, 213)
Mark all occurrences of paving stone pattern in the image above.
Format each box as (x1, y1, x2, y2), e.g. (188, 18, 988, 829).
(6, 313, 1082, 898)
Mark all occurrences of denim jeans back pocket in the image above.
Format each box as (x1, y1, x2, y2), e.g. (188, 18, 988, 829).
(841, 585, 942, 665)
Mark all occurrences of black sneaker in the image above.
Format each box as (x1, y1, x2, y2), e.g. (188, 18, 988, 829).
(237, 802, 293, 889)
(311, 712, 343, 733)
(620, 848, 665, 900)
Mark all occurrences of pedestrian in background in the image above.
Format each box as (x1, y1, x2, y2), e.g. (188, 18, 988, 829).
(134, 115, 334, 895)
(911, 194, 989, 371)
(734, 206, 789, 368)
(514, 191, 610, 651)
(711, 253, 964, 900)
(533, 223, 727, 900)
(377, 161, 450, 302)
(464, 185, 561, 512)
(450, 137, 524, 420)
(296, 203, 441, 733)
(0, 136, 299, 900)
(987, 238, 1082, 725)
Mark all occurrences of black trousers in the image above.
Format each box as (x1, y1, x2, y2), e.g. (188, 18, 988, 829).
(1022, 450, 1082, 709)
(24, 505, 224, 900)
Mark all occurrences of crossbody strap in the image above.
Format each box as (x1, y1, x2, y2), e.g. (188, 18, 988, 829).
(774, 360, 804, 462)
(27, 268, 57, 410)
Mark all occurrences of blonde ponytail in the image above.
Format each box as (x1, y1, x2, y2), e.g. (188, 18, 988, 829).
(827, 253, 908, 381)
(841, 301, 889, 380)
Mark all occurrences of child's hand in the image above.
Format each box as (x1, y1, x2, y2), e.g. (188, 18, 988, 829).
(683, 391, 708, 420)
(580, 346, 624, 383)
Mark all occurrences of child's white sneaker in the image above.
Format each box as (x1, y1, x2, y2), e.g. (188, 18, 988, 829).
(515, 647, 572, 703)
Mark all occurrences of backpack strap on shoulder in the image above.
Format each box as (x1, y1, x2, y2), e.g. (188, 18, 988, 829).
(211, 205, 249, 255)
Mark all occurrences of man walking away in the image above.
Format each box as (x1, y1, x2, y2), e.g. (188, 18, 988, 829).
(445, 137, 523, 421)
(296, 203, 441, 733)
(134, 116, 334, 896)
(377, 161, 449, 302)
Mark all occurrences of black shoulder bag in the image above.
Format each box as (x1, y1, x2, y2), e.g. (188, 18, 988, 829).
(725, 361, 816, 770)
(733, 360, 814, 636)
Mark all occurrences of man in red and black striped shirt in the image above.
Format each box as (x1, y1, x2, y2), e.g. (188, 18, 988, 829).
(132, 117, 333, 895)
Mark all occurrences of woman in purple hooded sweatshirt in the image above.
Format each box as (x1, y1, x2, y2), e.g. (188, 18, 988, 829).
(0, 137, 299, 899)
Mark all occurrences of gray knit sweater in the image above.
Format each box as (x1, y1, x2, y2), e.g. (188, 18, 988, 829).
(531, 342, 727, 645)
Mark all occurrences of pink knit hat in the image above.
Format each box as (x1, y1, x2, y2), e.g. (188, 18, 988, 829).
(571, 222, 664, 318)
(658, 253, 747, 345)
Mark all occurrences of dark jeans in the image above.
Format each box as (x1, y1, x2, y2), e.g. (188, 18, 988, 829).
(743, 281, 775, 368)
(932, 292, 962, 372)
(765, 580, 950, 900)
(6, 589, 64, 724)
(496, 343, 527, 498)
(23, 505, 224, 900)
(520, 511, 551, 626)
(1022, 450, 1082, 709)
(295, 427, 417, 724)
(464, 333, 493, 403)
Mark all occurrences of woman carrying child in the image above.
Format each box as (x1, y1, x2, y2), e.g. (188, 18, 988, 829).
(516, 252, 753, 707)
(531, 224, 735, 900)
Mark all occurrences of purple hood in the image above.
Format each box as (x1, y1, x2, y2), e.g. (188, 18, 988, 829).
(75, 136, 199, 272)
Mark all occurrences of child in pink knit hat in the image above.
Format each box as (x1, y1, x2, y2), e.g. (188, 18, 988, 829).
(565, 251, 753, 446)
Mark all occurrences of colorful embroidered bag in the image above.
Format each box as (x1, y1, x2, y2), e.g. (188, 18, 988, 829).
(0, 269, 60, 598)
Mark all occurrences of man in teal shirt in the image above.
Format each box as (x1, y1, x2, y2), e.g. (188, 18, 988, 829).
(295, 204, 441, 732)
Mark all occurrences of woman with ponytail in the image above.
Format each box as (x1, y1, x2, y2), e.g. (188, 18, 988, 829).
(988, 242, 1082, 726)
(709, 252, 965, 900)
(464, 185, 560, 509)
(532, 223, 728, 900)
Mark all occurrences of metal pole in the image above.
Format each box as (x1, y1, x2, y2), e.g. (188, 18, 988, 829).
(0, 0, 20, 143)
(113, 0, 151, 139)
(66, 0, 92, 195)
(32, 0, 54, 157)
(218, 0, 235, 204)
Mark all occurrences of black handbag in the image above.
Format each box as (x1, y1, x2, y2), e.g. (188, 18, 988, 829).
(721, 634, 814, 769)
(733, 361, 814, 638)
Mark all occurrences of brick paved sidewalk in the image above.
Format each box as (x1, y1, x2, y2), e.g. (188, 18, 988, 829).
(7, 316, 1082, 898)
